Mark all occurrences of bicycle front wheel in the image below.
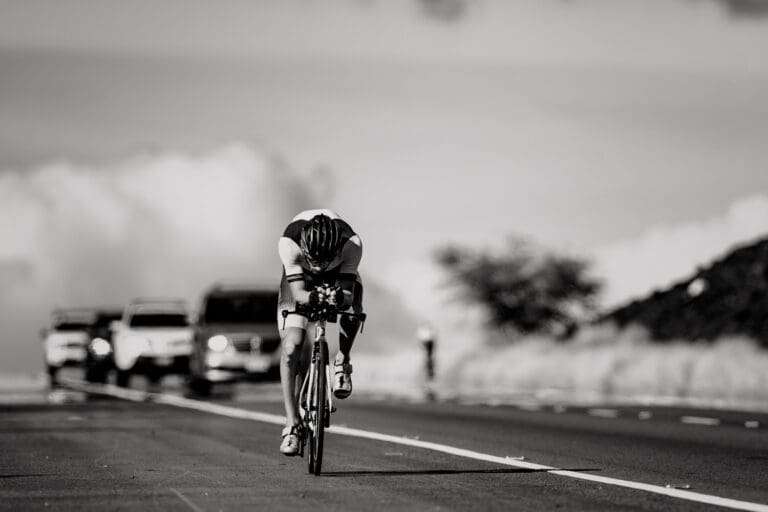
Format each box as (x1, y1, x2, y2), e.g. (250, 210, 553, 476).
(307, 347, 327, 475)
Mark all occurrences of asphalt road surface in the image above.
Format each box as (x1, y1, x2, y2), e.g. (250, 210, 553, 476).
(1, 380, 767, 511)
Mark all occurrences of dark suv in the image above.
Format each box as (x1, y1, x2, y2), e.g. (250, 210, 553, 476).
(83, 308, 124, 383)
(188, 283, 281, 395)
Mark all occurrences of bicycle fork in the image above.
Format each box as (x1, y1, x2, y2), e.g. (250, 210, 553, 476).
(298, 339, 334, 453)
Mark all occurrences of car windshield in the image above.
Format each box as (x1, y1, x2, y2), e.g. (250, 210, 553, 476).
(129, 313, 188, 328)
(202, 294, 276, 324)
(94, 313, 122, 327)
(53, 322, 90, 331)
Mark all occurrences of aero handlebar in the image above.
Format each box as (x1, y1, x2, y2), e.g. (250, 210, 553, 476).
(281, 306, 367, 331)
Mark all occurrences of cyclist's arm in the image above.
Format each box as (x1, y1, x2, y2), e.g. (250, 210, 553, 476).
(278, 236, 312, 305)
(336, 235, 362, 308)
(288, 280, 312, 306)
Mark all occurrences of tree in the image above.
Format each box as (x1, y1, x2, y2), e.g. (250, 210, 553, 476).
(435, 239, 601, 339)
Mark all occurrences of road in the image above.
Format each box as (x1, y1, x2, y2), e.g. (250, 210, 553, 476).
(1, 380, 767, 511)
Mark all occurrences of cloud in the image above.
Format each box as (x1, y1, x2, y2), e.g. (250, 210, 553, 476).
(0, 144, 308, 302)
(594, 194, 768, 307)
(0, 143, 413, 373)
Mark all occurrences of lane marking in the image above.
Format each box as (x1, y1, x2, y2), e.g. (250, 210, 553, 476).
(154, 393, 285, 425)
(169, 487, 205, 512)
(681, 416, 721, 426)
(745, 421, 760, 429)
(62, 379, 768, 512)
(587, 408, 619, 418)
(638, 411, 653, 420)
(326, 425, 768, 512)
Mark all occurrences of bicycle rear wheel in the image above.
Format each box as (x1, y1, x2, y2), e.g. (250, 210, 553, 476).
(307, 345, 327, 475)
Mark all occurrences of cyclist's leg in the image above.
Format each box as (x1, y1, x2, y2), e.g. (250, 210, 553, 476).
(334, 275, 363, 399)
(280, 326, 307, 427)
(337, 274, 364, 364)
(277, 273, 310, 433)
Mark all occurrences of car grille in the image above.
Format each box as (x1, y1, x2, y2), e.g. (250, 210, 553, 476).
(228, 334, 258, 352)
(231, 336, 254, 352)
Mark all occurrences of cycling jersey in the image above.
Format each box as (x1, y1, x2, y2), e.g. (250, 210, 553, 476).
(278, 209, 362, 282)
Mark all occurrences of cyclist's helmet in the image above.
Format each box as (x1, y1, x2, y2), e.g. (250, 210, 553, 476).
(300, 214, 342, 268)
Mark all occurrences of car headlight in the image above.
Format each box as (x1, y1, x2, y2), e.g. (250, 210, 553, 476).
(89, 338, 112, 357)
(207, 335, 229, 352)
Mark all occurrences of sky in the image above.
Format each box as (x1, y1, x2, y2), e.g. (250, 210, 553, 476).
(0, 0, 767, 370)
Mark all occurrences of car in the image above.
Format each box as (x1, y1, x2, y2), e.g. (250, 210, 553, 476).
(111, 298, 193, 388)
(83, 308, 124, 383)
(42, 308, 96, 386)
(188, 282, 280, 395)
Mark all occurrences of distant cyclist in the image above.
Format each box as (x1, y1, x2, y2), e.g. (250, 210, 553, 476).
(277, 209, 364, 456)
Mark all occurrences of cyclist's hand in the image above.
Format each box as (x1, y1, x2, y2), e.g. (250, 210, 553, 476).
(308, 289, 325, 307)
(328, 286, 346, 307)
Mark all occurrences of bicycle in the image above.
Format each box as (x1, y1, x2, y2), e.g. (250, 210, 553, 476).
(281, 296, 366, 475)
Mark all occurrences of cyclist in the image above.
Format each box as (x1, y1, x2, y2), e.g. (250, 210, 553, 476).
(277, 209, 364, 456)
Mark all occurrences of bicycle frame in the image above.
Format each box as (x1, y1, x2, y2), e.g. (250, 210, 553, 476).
(297, 319, 334, 428)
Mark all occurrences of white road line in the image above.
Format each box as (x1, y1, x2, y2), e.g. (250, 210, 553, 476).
(745, 421, 760, 429)
(329, 424, 768, 512)
(638, 411, 653, 420)
(96, 383, 150, 402)
(587, 408, 619, 418)
(169, 488, 205, 512)
(62, 379, 768, 512)
(681, 416, 721, 426)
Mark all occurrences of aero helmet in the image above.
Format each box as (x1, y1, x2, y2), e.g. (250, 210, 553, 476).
(300, 214, 342, 267)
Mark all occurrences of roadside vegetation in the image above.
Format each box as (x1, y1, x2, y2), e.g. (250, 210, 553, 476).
(411, 235, 768, 406)
(435, 238, 601, 340)
(442, 325, 768, 406)
(604, 237, 768, 347)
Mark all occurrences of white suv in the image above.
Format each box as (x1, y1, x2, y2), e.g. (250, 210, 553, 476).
(42, 308, 95, 386)
(111, 298, 193, 387)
